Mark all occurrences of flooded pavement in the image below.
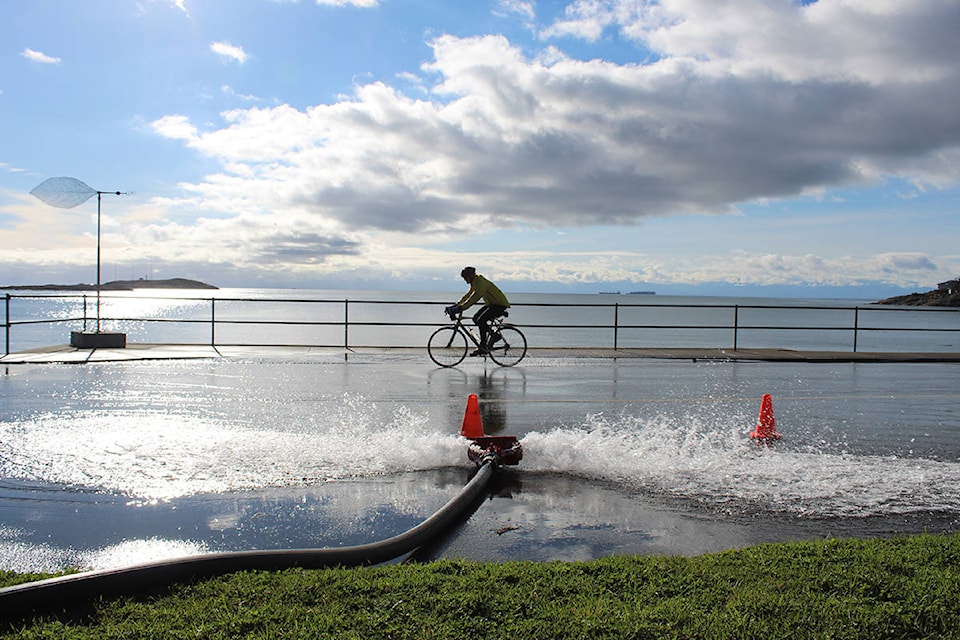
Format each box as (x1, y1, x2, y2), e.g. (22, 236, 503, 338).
(2, 351, 959, 572)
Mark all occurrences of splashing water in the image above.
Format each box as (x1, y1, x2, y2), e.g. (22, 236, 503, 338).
(0, 394, 464, 502)
(4, 388, 960, 520)
(520, 411, 960, 519)
(0, 526, 208, 574)
(79, 538, 209, 570)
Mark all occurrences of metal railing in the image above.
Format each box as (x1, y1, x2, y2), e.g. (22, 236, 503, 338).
(4, 292, 960, 355)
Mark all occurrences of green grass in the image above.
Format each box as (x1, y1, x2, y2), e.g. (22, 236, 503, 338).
(3, 533, 960, 639)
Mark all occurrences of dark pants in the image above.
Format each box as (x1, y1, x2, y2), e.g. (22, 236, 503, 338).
(473, 305, 507, 348)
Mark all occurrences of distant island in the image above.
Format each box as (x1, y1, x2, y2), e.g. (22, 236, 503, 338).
(875, 279, 959, 307)
(1, 278, 218, 291)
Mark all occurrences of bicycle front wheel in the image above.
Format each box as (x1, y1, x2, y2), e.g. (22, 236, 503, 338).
(427, 326, 468, 367)
(488, 325, 527, 367)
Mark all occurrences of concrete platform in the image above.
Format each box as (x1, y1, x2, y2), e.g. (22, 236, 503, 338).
(3, 344, 960, 364)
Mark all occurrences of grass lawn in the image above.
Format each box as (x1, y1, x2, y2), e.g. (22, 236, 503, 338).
(2, 533, 960, 639)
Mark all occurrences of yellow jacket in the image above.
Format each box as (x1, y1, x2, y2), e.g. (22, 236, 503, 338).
(457, 275, 510, 310)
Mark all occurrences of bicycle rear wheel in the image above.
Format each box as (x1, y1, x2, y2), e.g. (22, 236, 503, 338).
(488, 325, 527, 367)
(427, 326, 468, 367)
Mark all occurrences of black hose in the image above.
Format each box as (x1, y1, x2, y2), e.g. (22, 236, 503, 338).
(0, 460, 496, 621)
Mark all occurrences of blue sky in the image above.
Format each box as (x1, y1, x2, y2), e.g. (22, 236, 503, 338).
(1, 0, 958, 297)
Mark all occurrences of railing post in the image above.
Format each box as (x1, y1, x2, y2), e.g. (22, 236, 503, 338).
(344, 299, 350, 350)
(613, 303, 619, 350)
(210, 298, 216, 346)
(4, 294, 9, 356)
(733, 305, 739, 350)
(82, 294, 88, 332)
(853, 306, 859, 353)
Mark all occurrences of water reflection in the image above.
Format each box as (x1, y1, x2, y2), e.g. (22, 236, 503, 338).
(477, 369, 509, 435)
(0, 470, 473, 572)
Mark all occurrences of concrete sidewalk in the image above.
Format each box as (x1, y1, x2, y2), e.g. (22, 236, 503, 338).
(3, 343, 960, 364)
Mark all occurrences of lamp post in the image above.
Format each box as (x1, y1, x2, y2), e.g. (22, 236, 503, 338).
(93, 190, 122, 332)
(31, 177, 127, 348)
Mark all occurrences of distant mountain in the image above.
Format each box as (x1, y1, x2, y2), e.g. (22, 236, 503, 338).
(1, 278, 218, 291)
(875, 281, 959, 307)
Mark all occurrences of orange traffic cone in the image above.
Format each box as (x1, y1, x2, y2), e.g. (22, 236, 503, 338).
(750, 393, 782, 441)
(461, 394, 486, 439)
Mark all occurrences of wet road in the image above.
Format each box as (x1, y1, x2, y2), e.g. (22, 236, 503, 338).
(2, 350, 959, 571)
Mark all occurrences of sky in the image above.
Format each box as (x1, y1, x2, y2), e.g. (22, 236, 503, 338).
(1, 0, 959, 298)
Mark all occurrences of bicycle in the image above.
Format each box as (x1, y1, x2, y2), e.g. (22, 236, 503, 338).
(427, 309, 527, 368)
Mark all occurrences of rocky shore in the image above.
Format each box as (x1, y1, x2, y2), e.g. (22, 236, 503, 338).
(876, 281, 960, 307)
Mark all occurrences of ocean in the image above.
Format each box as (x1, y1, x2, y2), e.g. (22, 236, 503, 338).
(1, 289, 959, 571)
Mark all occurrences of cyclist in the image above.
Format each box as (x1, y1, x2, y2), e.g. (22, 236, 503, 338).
(444, 266, 511, 356)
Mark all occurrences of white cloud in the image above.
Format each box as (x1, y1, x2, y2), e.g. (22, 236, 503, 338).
(539, 0, 626, 41)
(221, 85, 261, 102)
(136, 0, 190, 17)
(494, 0, 536, 21)
(20, 48, 61, 64)
(149, 115, 199, 142)
(411, 248, 952, 291)
(315, 0, 379, 6)
(155, 11, 960, 234)
(210, 41, 249, 64)
(544, 0, 960, 84)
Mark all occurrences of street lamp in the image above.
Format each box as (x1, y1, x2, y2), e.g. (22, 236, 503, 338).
(30, 177, 128, 348)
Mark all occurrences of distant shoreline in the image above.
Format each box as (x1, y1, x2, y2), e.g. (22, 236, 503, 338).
(1, 278, 218, 292)
(875, 282, 959, 307)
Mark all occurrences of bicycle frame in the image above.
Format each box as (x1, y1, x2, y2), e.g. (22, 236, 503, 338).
(428, 311, 526, 368)
(449, 314, 487, 347)
(451, 313, 513, 347)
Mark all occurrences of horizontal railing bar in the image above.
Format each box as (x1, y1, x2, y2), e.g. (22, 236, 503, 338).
(6, 317, 87, 327)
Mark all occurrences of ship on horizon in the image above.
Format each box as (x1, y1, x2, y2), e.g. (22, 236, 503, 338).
(597, 290, 656, 295)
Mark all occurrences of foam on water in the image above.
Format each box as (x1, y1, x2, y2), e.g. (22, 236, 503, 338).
(79, 538, 209, 570)
(0, 525, 209, 573)
(520, 411, 960, 518)
(0, 394, 464, 502)
(0, 525, 75, 574)
(4, 390, 959, 520)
